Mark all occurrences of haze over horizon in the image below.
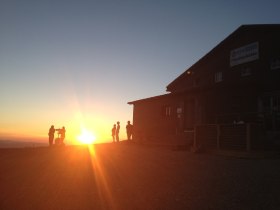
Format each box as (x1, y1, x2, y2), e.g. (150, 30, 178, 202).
(0, 0, 279, 144)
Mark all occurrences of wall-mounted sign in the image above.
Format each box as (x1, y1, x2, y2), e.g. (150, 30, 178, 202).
(230, 42, 259, 67)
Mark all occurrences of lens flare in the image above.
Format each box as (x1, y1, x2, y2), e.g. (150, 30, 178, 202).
(77, 128, 96, 144)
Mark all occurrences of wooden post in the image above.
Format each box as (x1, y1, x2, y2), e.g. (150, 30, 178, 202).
(217, 124, 220, 150)
(246, 123, 251, 151)
(193, 126, 197, 148)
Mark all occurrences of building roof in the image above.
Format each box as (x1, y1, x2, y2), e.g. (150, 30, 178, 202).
(166, 24, 280, 92)
(128, 93, 172, 105)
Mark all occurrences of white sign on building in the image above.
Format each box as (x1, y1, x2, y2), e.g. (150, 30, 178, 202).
(230, 42, 259, 67)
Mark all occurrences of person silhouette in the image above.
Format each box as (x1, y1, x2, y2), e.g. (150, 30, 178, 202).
(126, 121, 133, 141)
(60, 126, 66, 144)
(48, 125, 55, 146)
(55, 126, 66, 145)
(112, 124, 116, 143)
(116, 121, 120, 143)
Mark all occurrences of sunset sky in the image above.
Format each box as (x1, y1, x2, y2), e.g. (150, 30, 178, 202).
(0, 0, 279, 144)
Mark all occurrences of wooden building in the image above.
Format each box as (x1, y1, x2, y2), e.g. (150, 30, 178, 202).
(128, 24, 280, 150)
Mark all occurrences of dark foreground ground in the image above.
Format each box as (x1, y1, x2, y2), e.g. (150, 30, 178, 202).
(1, 143, 280, 210)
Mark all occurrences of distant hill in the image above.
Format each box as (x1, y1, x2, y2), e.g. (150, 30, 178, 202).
(0, 140, 47, 148)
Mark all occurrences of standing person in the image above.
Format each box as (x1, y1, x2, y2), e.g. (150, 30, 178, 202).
(126, 121, 133, 141)
(60, 126, 66, 144)
(116, 121, 120, 143)
(112, 124, 116, 143)
(48, 125, 55, 146)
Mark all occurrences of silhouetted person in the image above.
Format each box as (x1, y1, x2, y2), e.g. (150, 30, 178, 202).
(112, 124, 116, 143)
(126, 121, 133, 140)
(48, 125, 55, 146)
(116, 121, 120, 142)
(55, 126, 66, 145)
(60, 126, 66, 144)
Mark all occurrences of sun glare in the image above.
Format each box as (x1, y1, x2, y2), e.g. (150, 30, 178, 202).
(77, 128, 96, 145)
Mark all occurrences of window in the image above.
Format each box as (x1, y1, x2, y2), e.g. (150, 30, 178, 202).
(166, 106, 171, 116)
(270, 57, 280, 70)
(162, 106, 171, 117)
(214, 72, 223, 83)
(241, 67, 251, 77)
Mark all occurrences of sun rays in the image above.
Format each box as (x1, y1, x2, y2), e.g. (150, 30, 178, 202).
(77, 128, 96, 145)
(87, 144, 118, 210)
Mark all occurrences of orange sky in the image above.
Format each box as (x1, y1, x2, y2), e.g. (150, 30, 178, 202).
(0, 98, 132, 144)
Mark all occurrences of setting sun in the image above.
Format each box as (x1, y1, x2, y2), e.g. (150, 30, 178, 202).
(77, 128, 96, 145)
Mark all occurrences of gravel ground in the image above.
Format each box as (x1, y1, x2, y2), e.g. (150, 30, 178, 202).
(0, 143, 280, 210)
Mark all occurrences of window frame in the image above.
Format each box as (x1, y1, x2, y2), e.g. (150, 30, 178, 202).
(214, 71, 223, 83)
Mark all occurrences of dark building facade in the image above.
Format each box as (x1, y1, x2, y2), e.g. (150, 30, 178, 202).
(128, 25, 280, 148)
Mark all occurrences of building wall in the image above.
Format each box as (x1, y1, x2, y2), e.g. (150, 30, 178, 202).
(132, 95, 180, 143)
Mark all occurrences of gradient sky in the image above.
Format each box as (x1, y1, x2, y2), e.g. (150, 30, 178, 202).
(0, 0, 279, 144)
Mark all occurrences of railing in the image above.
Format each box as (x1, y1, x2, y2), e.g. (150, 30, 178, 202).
(133, 122, 271, 150)
(194, 123, 267, 151)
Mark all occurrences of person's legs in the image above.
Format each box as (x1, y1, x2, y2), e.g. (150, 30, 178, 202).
(49, 135, 54, 146)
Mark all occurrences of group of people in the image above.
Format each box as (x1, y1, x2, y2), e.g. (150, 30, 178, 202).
(48, 120, 132, 145)
(111, 121, 133, 143)
(48, 125, 66, 146)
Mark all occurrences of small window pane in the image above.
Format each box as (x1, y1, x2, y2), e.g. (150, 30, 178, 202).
(215, 72, 223, 83)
